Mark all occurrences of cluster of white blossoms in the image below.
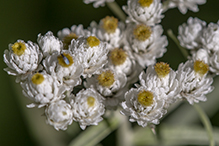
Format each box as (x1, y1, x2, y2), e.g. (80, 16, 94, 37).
(3, 0, 216, 130)
(178, 17, 219, 75)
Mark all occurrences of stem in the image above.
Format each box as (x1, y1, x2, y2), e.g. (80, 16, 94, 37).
(193, 104, 215, 146)
(106, 1, 126, 22)
(167, 29, 189, 58)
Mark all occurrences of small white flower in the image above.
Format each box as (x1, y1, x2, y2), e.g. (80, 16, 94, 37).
(83, 0, 114, 8)
(37, 31, 63, 57)
(163, 0, 206, 14)
(139, 62, 180, 108)
(88, 16, 125, 50)
(85, 69, 127, 97)
(201, 22, 219, 52)
(71, 88, 105, 130)
(69, 36, 108, 77)
(3, 40, 43, 82)
(176, 60, 214, 104)
(57, 24, 90, 49)
(123, 0, 164, 26)
(120, 86, 167, 127)
(21, 72, 66, 108)
(178, 17, 206, 50)
(45, 100, 73, 131)
(192, 49, 209, 64)
(124, 24, 167, 67)
(43, 51, 83, 90)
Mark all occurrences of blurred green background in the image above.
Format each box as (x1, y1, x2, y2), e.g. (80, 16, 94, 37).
(0, 0, 219, 146)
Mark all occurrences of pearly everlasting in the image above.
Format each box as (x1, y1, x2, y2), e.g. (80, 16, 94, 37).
(88, 16, 125, 50)
(124, 24, 167, 68)
(83, 0, 114, 8)
(21, 72, 66, 108)
(57, 24, 90, 49)
(178, 17, 206, 50)
(43, 51, 83, 90)
(123, 0, 164, 26)
(176, 60, 214, 104)
(121, 86, 167, 127)
(3, 40, 43, 82)
(45, 100, 73, 131)
(162, 0, 206, 14)
(71, 88, 105, 130)
(69, 36, 108, 77)
(37, 31, 63, 57)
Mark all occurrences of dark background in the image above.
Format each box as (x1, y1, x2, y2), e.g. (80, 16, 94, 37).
(0, 0, 219, 145)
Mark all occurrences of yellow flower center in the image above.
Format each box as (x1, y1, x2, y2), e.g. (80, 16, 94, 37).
(87, 96, 96, 107)
(193, 60, 209, 76)
(63, 33, 78, 49)
(110, 48, 127, 66)
(138, 0, 153, 7)
(87, 36, 100, 47)
(97, 70, 115, 87)
(154, 62, 170, 78)
(138, 90, 154, 106)
(57, 53, 74, 67)
(133, 24, 152, 41)
(102, 16, 118, 33)
(11, 42, 26, 56)
(31, 73, 44, 85)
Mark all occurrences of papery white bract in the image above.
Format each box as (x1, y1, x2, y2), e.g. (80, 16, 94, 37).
(83, 0, 114, 8)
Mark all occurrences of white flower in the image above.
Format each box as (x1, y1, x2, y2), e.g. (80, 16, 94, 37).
(123, 0, 164, 26)
(124, 24, 167, 67)
(45, 100, 73, 131)
(176, 60, 214, 104)
(21, 72, 66, 108)
(43, 51, 83, 90)
(3, 40, 43, 82)
(88, 16, 125, 50)
(57, 24, 90, 49)
(84, 69, 127, 97)
(120, 86, 167, 127)
(71, 88, 105, 130)
(178, 17, 206, 50)
(69, 36, 108, 77)
(192, 49, 209, 64)
(163, 0, 206, 14)
(201, 22, 219, 52)
(107, 47, 142, 84)
(37, 31, 63, 57)
(83, 0, 114, 8)
(139, 62, 180, 108)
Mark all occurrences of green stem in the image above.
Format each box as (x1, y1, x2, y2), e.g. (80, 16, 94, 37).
(193, 104, 215, 146)
(106, 1, 126, 22)
(167, 29, 189, 58)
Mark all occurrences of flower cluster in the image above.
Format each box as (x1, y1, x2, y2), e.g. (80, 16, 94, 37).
(3, 0, 215, 130)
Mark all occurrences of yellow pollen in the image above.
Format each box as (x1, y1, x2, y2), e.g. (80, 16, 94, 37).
(63, 33, 78, 49)
(110, 48, 127, 66)
(11, 42, 26, 56)
(133, 24, 152, 41)
(154, 62, 170, 78)
(57, 53, 74, 67)
(138, 90, 154, 106)
(102, 16, 118, 33)
(138, 0, 153, 7)
(31, 73, 44, 85)
(193, 60, 209, 76)
(97, 70, 115, 87)
(87, 36, 100, 47)
(87, 96, 96, 107)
